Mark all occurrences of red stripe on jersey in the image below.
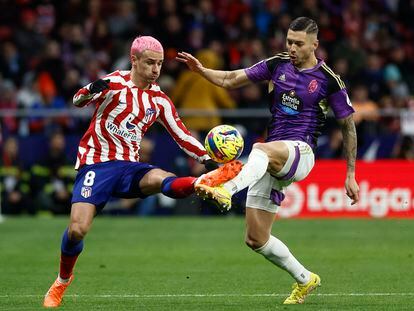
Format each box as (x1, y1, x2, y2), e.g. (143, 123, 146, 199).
(99, 92, 121, 160)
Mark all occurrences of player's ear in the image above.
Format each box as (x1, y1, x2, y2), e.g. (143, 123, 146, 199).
(131, 54, 138, 66)
(313, 39, 319, 51)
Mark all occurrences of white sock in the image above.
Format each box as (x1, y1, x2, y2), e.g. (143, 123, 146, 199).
(255, 235, 311, 284)
(58, 275, 70, 284)
(223, 148, 269, 195)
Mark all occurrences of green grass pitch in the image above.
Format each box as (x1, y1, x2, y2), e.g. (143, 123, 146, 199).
(0, 216, 413, 310)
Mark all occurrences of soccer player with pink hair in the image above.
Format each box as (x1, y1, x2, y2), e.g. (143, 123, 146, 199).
(42, 36, 240, 307)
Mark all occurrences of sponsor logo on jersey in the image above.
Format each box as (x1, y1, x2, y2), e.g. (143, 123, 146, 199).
(278, 74, 286, 81)
(125, 120, 135, 130)
(81, 186, 92, 198)
(279, 90, 303, 115)
(308, 79, 318, 93)
(106, 121, 139, 141)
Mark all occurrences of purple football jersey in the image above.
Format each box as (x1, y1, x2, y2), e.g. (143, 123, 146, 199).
(244, 52, 354, 149)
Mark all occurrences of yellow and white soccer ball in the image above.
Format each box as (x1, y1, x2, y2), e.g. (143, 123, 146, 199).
(204, 125, 244, 163)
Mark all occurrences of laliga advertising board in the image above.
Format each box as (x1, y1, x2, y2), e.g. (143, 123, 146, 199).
(278, 160, 414, 218)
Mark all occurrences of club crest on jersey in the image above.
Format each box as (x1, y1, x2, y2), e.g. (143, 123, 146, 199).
(308, 79, 318, 93)
(279, 90, 303, 115)
(144, 108, 156, 123)
(81, 186, 92, 198)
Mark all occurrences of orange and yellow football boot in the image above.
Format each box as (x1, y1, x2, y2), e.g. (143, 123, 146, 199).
(198, 160, 243, 187)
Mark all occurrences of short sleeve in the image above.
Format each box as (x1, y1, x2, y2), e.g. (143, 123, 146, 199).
(329, 89, 355, 119)
(244, 60, 272, 82)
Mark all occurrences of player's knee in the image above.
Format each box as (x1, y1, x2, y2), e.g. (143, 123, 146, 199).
(252, 142, 267, 152)
(68, 223, 89, 241)
(245, 232, 268, 250)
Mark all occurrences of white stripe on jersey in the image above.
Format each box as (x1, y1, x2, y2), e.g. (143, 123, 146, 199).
(76, 145, 86, 168)
(85, 136, 95, 165)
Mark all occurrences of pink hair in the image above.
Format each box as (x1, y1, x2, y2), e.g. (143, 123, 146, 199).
(130, 36, 164, 57)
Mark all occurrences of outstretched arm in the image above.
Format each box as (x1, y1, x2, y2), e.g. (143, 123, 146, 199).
(176, 52, 251, 89)
(338, 115, 360, 205)
(73, 79, 110, 107)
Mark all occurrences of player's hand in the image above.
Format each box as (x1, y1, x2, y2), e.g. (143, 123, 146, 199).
(345, 174, 359, 205)
(89, 79, 110, 94)
(204, 159, 219, 172)
(176, 52, 204, 73)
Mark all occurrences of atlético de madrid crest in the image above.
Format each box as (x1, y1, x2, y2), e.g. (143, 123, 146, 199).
(81, 186, 92, 198)
(308, 79, 318, 93)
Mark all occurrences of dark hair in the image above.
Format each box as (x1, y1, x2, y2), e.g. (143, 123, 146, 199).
(289, 17, 318, 35)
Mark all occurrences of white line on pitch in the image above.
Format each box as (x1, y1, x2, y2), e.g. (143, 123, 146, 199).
(1, 293, 414, 298)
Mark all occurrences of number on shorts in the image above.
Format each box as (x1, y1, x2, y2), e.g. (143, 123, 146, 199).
(83, 171, 96, 186)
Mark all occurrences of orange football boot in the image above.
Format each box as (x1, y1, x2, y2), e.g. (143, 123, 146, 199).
(43, 275, 74, 308)
(198, 160, 243, 187)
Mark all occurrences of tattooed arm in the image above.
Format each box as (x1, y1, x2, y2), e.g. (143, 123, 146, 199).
(338, 115, 360, 205)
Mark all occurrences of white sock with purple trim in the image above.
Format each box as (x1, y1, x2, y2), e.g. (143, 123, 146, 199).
(223, 148, 269, 195)
(255, 235, 311, 284)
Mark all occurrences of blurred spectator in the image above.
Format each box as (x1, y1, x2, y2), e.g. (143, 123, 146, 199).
(393, 135, 414, 160)
(0, 80, 19, 135)
(61, 68, 83, 102)
(351, 85, 380, 126)
(14, 9, 45, 64)
(29, 72, 69, 134)
(0, 137, 32, 215)
(383, 64, 410, 100)
(332, 34, 367, 80)
(317, 128, 344, 159)
(107, 0, 137, 39)
(30, 132, 74, 215)
(36, 40, 65, 94)
(361, 54, 385, 101)
(171, 49, 236, 133)
(0, 41, 26, 87)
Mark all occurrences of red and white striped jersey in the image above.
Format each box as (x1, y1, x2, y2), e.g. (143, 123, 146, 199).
(73, 70, 209, 169)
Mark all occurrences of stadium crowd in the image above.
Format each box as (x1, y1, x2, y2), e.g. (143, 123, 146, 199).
(1, 0, 414, 215)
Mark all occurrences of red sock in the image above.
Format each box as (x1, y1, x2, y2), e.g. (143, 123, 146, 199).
(59, 253, 79, 279)
(161, 176, 197, 198)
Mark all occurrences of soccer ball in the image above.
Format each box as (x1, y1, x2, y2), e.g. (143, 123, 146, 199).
(205, 125, 244, 163)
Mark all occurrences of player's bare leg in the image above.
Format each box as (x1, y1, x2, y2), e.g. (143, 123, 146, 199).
(245, 208, 320, 304)
(43, 203, 95, 308)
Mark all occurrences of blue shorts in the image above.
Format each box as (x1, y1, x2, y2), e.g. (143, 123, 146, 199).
(72, 161, 157, 210)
